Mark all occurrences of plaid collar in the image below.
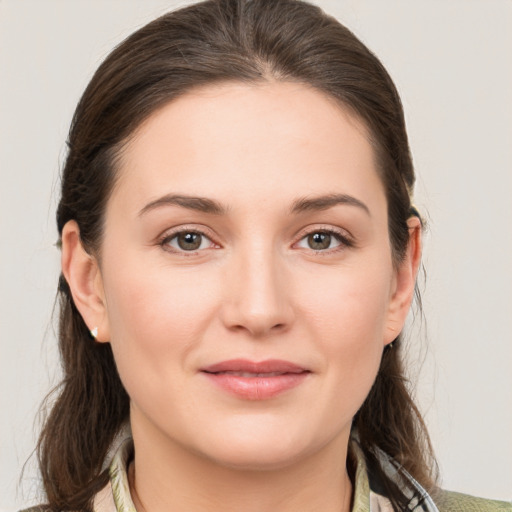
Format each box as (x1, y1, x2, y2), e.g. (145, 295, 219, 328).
(350, 441, 439, 512)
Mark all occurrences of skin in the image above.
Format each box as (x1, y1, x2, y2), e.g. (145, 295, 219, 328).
(62, 81, 421, 512)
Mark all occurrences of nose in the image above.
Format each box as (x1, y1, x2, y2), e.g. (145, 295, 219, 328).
(220, 245, 295, 338)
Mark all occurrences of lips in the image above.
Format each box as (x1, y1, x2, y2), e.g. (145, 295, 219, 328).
(200, 359, 310, 400)
(202, 359, 307, 375)
(214, 371, 288, 377)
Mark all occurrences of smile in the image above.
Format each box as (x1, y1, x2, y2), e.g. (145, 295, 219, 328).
(200, 359, 311, 400)
(212, 371, 288, 377)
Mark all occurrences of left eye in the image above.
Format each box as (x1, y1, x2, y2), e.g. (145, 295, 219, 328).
(165, 231, 213, 251)
(296, 231, 343, 251)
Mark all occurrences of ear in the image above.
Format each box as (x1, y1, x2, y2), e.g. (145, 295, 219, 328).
(61, 220, 110, 343)
(384, 216, 422, 346)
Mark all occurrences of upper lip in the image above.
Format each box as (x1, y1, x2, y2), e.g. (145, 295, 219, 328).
(201, 359, 309, 374)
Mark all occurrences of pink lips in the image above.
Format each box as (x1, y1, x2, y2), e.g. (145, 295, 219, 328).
(201, 359, 310, 400)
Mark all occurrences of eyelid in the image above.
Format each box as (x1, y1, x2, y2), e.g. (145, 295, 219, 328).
(292, 224, 355, 252)
(156, 223, 354, 255)
(157, 224, 221, 254)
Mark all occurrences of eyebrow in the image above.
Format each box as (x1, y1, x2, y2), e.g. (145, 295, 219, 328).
(138, 194, 227, 216)
(290, 193, 371, 216)
(138, 192, 370, 217)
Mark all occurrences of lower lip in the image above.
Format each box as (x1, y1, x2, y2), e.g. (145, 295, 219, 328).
(202, 372, 309, 400)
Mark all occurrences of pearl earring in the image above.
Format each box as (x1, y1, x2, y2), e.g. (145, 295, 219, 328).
(90, 326, 98, 339)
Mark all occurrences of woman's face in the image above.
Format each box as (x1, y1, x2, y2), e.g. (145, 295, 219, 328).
(78, 82, 416, 469)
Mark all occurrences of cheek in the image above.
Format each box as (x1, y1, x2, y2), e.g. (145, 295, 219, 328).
(293, 260, 392, 417)
(100, 253, 221, 392)
(296, 258, 393, 347)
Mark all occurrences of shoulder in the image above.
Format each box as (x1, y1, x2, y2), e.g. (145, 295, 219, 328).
(18, 507, 53, 512)
(435, 489, 512, 511)
(18, 507, 85, 512)
(18, 507, 87, 512)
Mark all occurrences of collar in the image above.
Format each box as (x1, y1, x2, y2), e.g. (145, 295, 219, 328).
(93, 436, 438, 512)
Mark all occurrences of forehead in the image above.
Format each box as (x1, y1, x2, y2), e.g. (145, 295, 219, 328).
(111, 81, 385, 216)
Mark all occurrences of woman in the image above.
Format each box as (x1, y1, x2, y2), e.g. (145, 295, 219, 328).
(24, 0, 510, 511)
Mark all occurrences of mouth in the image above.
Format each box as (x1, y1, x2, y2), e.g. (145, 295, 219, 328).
(200, 359, 310, 400)
(201, 358, 308, 374)
(208, 371, 292, 377)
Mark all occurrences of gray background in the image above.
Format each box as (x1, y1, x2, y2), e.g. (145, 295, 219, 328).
(1, 0, 511, 509)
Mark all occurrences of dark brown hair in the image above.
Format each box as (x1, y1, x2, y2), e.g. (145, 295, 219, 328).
(38, 0, 437, 510)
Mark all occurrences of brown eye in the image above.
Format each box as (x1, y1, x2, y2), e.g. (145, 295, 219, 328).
(307, 232, 332, 250)
(177, 232, 202, 250)
(296, 230, 347, 252)
(165, 231, 211, 252)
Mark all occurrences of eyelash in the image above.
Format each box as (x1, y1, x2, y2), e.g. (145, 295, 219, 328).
(158, 226, 354, 255)
(159, 226, 218, 256)
(293, 226, 354, 254)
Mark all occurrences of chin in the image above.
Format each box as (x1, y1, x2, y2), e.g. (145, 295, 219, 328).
(188, 420, 329, 472)
(203, 441, 309, 472)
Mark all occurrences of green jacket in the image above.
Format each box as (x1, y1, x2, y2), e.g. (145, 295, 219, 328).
(349, 440, 511, 511)
(435, 490, 511, 512)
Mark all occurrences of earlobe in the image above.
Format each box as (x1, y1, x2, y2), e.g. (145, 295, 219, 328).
(384, 216, 422, 346)
(61, 220, 110, 343)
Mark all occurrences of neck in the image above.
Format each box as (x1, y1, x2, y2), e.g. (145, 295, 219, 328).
(129, 420, 353, 512)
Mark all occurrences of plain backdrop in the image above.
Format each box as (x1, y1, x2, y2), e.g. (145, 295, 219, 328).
(1, 0, 511, 510)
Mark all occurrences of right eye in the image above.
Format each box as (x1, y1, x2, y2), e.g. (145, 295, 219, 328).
(163, 231, 214, 252)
